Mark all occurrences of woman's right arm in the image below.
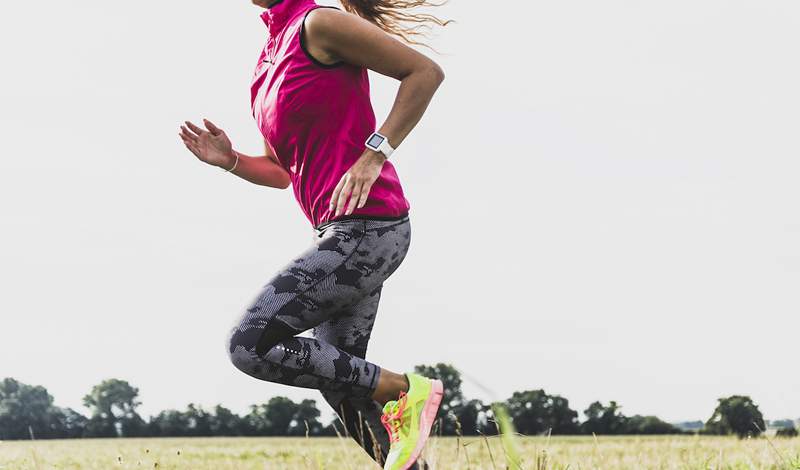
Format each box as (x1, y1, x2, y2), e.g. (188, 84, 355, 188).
(180, 119, 290, 189)
(225, 148, 291, 189)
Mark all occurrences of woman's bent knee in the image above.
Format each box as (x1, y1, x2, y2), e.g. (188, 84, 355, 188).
(226, 325, 260, 374)
(225, 319, 298, 376)
(254, 319, 299, 356)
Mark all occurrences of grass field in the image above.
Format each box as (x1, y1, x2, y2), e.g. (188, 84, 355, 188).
(1, 435, 799, 470)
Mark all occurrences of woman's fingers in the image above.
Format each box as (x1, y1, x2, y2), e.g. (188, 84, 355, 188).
(180, 126, 197, 144)
(180, 134, 200, 157)
(203, 118, 223, 136)
(182, 138, 199, 155)
(335, 177, 356, 217)
(330, 174, 348, 212)
(184, 121, 205, 136)
(356, 181, 372, 209)
(330, 167, 377, 216)
(179, 132, 193, 147)
(345, 181, 366, 215)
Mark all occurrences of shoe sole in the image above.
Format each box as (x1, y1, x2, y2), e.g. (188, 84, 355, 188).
(401, 379, 444, 470)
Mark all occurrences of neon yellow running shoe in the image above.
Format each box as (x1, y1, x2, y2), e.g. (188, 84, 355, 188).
(380, 373, 444, 470)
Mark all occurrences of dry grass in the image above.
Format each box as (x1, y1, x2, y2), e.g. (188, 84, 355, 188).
(1, 435, 799, 470)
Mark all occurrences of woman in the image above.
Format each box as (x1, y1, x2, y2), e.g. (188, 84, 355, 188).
(178, 0, 448, 468)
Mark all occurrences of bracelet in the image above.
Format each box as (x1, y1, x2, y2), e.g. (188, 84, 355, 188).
(224, 151, 239, 173)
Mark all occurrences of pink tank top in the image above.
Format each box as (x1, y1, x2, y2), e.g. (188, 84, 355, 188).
(251, 0, 411, 228)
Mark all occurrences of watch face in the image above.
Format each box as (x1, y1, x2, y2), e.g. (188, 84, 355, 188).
(367, 134, 385, 149)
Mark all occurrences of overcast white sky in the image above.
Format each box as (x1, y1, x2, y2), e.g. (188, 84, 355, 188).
(1, 0, 798, 425)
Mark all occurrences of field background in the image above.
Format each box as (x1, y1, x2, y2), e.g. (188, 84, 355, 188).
(1, 436, 800, 470)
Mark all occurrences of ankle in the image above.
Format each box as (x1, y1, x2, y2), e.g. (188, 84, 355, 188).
(384, 373, 409, 401)
(372, 370, 410, 405)
(398, 373, 410, 394)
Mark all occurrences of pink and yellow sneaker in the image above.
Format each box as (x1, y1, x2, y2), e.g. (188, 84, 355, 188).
(380, 373, 444, 470)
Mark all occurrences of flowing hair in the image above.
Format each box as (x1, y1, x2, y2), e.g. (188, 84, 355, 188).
(339, 0, 453, 48)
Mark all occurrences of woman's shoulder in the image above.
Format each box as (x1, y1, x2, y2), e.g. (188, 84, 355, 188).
(296, 6, 349, 68)
(289, 4, 342, 33)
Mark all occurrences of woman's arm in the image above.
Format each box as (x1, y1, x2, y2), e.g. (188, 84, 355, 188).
(225, 150, 291, 189)
(223, 140, 290, 189)
(303, 8, 445, 216)
(180, 119, 291, 189)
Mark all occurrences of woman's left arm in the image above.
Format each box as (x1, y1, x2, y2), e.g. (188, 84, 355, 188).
(303, 8, 446, 216)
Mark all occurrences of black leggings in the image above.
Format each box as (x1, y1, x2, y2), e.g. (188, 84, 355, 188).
(226, 216, 412, 463)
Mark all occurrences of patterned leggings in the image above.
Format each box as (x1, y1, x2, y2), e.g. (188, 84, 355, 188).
(226, 215, 412, 465)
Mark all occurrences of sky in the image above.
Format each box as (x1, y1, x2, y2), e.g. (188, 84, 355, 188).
(1, 0, 799, 426)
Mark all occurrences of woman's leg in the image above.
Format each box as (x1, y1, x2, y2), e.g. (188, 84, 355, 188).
(313, 285, 423, 470)
(313, 285, 391, 463)
(226, 217, 412, 398)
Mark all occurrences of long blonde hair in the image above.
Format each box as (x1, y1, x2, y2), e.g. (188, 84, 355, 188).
(339, 0, 453, 47)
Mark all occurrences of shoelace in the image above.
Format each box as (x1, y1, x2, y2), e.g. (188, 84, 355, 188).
(380, 391, 408, 444)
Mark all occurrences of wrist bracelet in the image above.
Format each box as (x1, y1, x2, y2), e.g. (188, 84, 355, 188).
(224, 151, 239, 173)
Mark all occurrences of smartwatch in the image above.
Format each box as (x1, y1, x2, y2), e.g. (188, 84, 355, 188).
(364, 131, 395, 159)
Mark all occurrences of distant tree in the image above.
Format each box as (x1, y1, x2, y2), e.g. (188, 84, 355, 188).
(148, 409, 190, 437)
(82, 379, 145, 437)
(450, 399, 490, 436)
(0, 378, 77, 440)
(290, 399, 323, 436)
(49, 407, 89, 439)
(208, 405, 243, 436)
(244, 396, 300, 436)
(242, 404, 264, 436)
(705, 395, 765, 438)
(624, 415, 683, 435)
(505, 390, 580, 435)
(122, 415, 148, 437)
(183, 404, 213, 436)
(148, 404, 248, 437)
(414, 363, 465, 435)
(263, 396, 298, 436)
(775, 427, 799, 438)
(547, 395, 581, 434)
(581, 401, 627, 435)
(83, 415, 117, 437)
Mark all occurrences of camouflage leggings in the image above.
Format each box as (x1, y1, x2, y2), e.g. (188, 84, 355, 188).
(226, 215, 412, 463)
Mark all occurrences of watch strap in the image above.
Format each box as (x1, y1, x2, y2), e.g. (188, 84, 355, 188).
(377, 138, 395, 159)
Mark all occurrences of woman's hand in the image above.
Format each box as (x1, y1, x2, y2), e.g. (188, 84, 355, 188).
(179, 119, 236, 169)
(330, 150, 387, 217)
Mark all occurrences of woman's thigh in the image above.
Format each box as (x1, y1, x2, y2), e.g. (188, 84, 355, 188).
(312, 284, 383, 359)
(228, 217, 411, 357)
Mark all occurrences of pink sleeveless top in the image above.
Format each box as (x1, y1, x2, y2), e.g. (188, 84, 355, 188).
(251, 0, 411, 228)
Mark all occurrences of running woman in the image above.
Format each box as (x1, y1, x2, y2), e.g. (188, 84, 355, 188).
(178, 0, 448, 468)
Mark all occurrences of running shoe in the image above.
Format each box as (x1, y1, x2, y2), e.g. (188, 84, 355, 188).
(380, 373, 444, 470)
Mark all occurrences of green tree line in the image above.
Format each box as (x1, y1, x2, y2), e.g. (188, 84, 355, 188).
(0, 364, 796, 440)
